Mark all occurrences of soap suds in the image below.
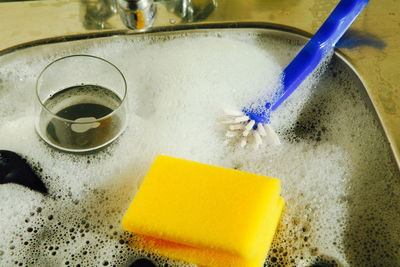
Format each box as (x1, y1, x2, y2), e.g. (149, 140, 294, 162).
(0, 31, 399, 267)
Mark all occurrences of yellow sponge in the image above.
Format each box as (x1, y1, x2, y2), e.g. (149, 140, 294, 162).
(122, 155, 284, 267)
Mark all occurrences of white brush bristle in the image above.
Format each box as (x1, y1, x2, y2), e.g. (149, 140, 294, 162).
(220, 109, 280, 148)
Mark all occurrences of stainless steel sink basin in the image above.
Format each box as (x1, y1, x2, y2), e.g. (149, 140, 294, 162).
(0, 1, 399, 267)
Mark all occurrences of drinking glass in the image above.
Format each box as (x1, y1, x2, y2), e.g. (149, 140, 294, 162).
(35, 55, 128, 152)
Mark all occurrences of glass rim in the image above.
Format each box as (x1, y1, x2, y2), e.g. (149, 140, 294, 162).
(35, 54, 127, 124)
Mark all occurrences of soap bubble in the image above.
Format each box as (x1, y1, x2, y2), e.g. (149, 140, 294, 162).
(0, 31, 398, 267)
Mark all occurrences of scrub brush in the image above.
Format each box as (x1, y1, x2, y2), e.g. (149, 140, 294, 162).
(221, 0, 370, 148)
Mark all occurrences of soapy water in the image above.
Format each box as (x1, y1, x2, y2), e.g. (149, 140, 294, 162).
(0, 30, 399, 267)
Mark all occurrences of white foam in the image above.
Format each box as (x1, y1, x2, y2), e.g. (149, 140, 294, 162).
(0, 31, 399, 267)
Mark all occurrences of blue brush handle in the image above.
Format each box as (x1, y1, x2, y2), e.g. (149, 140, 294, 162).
(270, 0, 370, 111)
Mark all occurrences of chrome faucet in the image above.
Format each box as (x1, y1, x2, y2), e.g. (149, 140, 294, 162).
(116, 0, 217, 30)
(116, 0, 156, 30)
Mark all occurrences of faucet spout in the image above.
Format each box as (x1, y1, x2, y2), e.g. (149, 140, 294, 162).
(116, 0, 156, 30)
